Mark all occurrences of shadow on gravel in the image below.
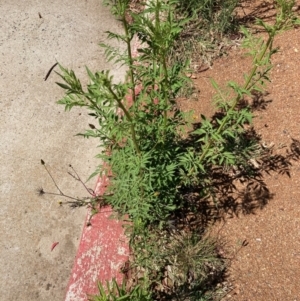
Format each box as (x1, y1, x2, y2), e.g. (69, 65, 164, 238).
(236, 0, 277, 26)
(172, 92, 300, 233)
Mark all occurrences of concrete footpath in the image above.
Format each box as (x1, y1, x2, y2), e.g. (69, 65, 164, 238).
(0, 1, 126, 300)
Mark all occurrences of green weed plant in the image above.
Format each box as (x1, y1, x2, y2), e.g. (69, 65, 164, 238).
(176, 0, 239, 35)
(170, 0, 240, 76)
(56, 0, 299, 229)
(89, 278, 152, 301)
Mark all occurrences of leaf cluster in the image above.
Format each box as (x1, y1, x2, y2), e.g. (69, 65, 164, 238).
(89, 278, 152, 301)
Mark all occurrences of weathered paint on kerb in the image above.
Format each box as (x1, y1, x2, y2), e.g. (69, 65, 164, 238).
(65, 175, 129, 301)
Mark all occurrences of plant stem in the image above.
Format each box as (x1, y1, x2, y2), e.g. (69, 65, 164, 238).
(122, 14, 136, 104)
(155, 0, 169, 141)
(162, 56, 169, 139)
(106, 84, 141, 155)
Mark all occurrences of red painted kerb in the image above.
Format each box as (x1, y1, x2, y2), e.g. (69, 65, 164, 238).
(64, 175, 129, 301)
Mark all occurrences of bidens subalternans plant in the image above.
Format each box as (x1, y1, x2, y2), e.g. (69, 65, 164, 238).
(55, 0, 299, 299)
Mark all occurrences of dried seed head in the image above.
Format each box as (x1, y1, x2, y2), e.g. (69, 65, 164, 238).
(36, 187, 45, 196)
